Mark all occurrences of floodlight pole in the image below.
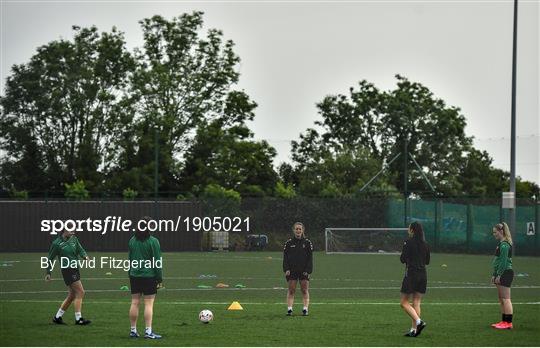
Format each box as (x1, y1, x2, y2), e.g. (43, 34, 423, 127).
(403, 138, 408, 226)
(509, 0, 518, 237)
(154, 127, 159, 202)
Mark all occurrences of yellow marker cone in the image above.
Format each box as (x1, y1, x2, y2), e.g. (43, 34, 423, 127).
(227, 301, 243, 310)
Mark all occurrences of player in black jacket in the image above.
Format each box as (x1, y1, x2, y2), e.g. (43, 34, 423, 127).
(399, 221, 430, 337)
(283, 222, 313, 316)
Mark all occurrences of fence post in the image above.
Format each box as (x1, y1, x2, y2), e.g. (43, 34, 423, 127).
(466, 204, 473, 252)
(534, 196, 540, 256)
(434, 199, 442, 252)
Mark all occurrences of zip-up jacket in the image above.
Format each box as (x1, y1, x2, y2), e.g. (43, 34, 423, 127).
(283, 237, 313, 274)
(46, 235, 87, 274)
(128, 235, 163, 282)
(400, 238, 430, 272)
(492, 241, 512, 277)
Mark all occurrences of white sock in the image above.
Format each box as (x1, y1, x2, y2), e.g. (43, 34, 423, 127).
(130, 326, 137, 333)
(75, 312, 82, 321)
(145, 327, 152, 335)
(55, 308, 65, 318)
(416, 318, 422, 326)
(287, 307, 292, 311)
(303, 306, 308, 311)
(410, 328, 416, 332)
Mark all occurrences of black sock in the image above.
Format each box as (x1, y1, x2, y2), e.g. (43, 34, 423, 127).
(505, 314, 513, 323)
(501, 314, 505, 322)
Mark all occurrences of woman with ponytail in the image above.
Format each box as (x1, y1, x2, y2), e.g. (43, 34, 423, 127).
(491, 222, 514, 330)
(399, 221, 430, 337)
(282, 222, 313, 316)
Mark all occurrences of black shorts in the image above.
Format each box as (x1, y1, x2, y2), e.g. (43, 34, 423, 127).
(61, 268, 81, 286)
(499, 269, 514, 288)
(286, 271, 310, 282)
(130, 276, 158, 295)
(400, 269, 427, 294)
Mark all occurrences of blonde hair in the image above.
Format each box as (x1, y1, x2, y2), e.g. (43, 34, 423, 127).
(292, 222, 305, 237)
(495, 222, 513, 245)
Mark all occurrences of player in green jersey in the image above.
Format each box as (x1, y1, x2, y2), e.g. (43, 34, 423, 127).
(45, 229, 91, 325)
(128, 217, 163, 339)
(491, 222, 514, 330)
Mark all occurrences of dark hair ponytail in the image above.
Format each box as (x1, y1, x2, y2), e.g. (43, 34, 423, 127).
(409, 221, 425, 242)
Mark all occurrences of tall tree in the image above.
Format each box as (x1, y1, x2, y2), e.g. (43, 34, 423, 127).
(179, 91, 278, 196)
(458, 148, 539, 198)
(120, 12, 247, 192)
(289, 75, 474, 196)
(0, 26, 134, 192)
(380, 75, 472, 195)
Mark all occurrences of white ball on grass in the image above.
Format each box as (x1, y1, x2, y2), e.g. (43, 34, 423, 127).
(199, 309, 213, 324)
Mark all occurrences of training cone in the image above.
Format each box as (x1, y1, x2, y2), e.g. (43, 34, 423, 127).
(227, 301, 243, 310)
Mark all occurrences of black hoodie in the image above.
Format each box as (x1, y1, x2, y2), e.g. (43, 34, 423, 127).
(283, 237, 313, 274)
(400, 237, 430, 272)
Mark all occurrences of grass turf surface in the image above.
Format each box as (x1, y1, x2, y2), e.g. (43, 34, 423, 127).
(1, 251, 539, 346)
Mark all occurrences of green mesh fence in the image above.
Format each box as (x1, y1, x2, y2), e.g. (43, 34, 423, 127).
(471, 204, 499, 253)
(386, 198, 539, 256)
(439, 202, 468, 251)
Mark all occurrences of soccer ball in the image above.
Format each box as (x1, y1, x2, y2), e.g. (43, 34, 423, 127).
(199, 309, 213, 323)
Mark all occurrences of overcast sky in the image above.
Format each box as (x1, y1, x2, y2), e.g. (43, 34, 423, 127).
(1, 0, 538, 184)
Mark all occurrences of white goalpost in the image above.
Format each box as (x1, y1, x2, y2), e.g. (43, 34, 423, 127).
(324, 227, 409, 254)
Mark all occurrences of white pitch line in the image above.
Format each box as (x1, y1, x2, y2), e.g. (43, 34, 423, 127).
(1, 285, 539, 295)
(0, 299, 539, 306)
(0, 277, 497, 286)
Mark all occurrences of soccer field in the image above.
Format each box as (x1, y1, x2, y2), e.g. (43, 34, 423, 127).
(1, 251, 539, 346)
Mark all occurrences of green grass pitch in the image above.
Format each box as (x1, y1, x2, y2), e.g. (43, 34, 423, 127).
(1, 251, 539, 346)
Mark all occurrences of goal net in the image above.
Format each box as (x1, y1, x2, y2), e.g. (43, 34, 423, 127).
(325, 228, 409, 254)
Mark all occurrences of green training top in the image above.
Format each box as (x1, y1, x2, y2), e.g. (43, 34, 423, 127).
(128, 235, 163, 282)
(492, 240, 513, 277)
(46, 235, 88, 274)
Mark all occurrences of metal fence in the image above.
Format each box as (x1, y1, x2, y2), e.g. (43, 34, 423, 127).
(0, 201, 202, 252)
(387, 198, 539, 255)
(1, 197, 538, 255)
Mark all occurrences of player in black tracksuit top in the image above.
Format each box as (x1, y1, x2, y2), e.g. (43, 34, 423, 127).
(283, 222, 313, 316)
(399, 221, 430, 337)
